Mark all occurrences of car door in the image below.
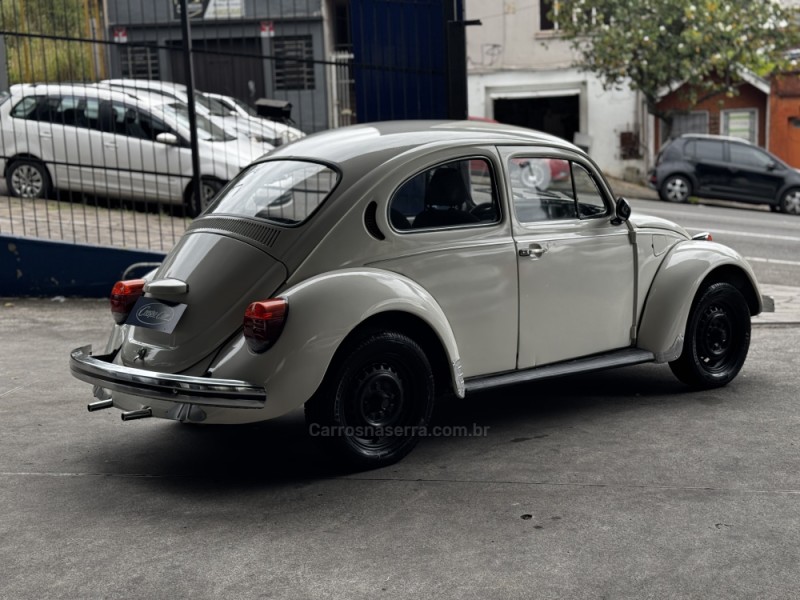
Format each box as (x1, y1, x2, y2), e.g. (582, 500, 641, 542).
(9, 96, 61, 183)
(689, 138, 730, 196)
(722, 142, 785, 202)
(83, 98, 126, 198)
(370, 152, 519, 378)
(121, 105, 189, 203)
(500, 147, 636, 369)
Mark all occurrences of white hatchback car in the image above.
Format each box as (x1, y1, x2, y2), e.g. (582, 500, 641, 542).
(0, 83, 264, 213)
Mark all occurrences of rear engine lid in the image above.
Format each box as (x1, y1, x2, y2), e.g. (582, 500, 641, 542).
(119, 231, 287, 373)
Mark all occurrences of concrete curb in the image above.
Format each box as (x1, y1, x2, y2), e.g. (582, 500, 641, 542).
(753, 284, 800, 325)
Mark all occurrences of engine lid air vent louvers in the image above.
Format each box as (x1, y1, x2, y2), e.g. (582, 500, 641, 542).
(188, 216, 281, 248)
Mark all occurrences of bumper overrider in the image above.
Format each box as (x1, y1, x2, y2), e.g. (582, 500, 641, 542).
(70, 346, 267, 419)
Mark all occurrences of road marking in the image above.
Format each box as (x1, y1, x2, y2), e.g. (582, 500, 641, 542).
(745, 256, 800, 267)
(686, 227, 800, 243)
(0, 386, 23, 398)
(634, 204, 777, 225)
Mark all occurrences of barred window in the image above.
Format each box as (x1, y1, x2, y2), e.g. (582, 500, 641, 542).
(120, 46, 160, 80)
(273, 36, 315, 91)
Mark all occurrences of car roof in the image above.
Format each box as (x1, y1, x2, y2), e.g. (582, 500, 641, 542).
(8, 82, 148, 106)
(676, 133, 754, 145)
(265, 120, 581, 171)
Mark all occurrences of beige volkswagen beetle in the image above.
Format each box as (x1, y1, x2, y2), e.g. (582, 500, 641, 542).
(70, 120, 767, 467)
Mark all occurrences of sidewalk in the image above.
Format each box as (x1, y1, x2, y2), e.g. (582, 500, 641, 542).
(754, 284, 800, 325)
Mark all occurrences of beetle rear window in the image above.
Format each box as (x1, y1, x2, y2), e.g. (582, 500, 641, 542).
(209, 160, 339, 225)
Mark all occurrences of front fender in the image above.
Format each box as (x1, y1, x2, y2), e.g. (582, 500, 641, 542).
(207, 268, 464, 419)
(637, 241, 761, 362)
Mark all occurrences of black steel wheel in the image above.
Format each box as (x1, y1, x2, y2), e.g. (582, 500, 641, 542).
(305, 331, 435, 468)
(6, 159, 51, 199)
(659, 174, 691, 203)
(669, 282, 751, 389)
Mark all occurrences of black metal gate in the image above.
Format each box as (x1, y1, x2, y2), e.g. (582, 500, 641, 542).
(0, 0, 469, 250)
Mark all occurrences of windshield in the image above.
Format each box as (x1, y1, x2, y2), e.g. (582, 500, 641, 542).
(196, 93, 233, 117)
(210, 160, 339, 225)
(232, 97, 258, 117)
(159, 102, 235, 142)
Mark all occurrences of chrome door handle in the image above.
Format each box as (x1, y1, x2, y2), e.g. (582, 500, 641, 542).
(519, 244, 547, 258)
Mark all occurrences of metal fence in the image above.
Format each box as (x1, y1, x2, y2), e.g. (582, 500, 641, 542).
(0, 0, 468, 253)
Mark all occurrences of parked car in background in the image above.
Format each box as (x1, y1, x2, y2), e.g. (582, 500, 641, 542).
(101, 79, 302, 150)
(203, 91, 305, 146)
(70, 120, 768, 468)
(0, 83, 263, 213)
(649, 133, 800, 214)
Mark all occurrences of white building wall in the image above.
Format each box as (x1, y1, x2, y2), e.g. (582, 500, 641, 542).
(466, 0, 647, 179)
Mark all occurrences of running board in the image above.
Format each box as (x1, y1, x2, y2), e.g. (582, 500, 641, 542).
(464, 348, 655, 394)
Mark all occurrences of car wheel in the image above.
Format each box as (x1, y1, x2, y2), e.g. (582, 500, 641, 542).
(669, 282, 751, 389)
(659, 174, 691, 203)
(185, 178, 223, 217)
(779, 188, 800, 215)
(6, 159, 51, 199)
(305, 331, 435, 468)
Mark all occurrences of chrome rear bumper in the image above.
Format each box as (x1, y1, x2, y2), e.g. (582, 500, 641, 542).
(70, 345, 267, 409)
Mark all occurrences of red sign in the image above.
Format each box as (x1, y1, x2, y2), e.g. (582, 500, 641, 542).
(260, 21, 275, 38)
(113, 26, 128, 44)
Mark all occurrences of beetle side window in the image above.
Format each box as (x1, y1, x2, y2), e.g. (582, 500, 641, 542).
(510, 158, 608, 223)
(389, 158, 500, 231)
(572, 164, 608, 217)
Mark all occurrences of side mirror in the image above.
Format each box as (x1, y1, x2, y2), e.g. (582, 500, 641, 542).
(611, 197, 631, 225)
(766, 161, 778, 171)
(155, 132, 179, 146)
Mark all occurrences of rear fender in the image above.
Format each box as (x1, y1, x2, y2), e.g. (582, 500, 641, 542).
(207, 268, 463, 419)
(637, 241, 761, 362)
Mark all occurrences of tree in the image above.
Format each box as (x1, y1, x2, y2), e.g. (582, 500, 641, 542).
(552, 0, 800, 136)
(1, 0, 99, 84)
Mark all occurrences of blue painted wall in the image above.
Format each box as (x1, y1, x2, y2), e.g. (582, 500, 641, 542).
(1, 235, 165, 298)
(351, 0, 461, 122)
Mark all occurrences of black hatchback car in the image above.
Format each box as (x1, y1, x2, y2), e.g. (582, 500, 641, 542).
(649, 134, 800, 214)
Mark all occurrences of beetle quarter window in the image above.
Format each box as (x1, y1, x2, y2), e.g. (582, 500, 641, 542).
(390, 158, 500, 230)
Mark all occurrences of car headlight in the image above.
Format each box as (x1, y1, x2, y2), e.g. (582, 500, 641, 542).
(279, 130, 302, 145)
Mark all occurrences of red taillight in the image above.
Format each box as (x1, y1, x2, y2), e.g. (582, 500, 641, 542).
(243, 299, 288, 353)
(110, 279, 146, 324)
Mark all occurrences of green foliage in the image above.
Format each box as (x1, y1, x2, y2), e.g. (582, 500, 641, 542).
(553, 0, 800, 121)
(1, 0, 96, 84)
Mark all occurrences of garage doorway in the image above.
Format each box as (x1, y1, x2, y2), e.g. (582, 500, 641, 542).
(493, 95, 579, 143)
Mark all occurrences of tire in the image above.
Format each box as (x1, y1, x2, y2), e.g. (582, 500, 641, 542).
(669, 282, 751, 389)
(305, 331, 435, 469)
(779, 188, 800, 215)
(6, 159, 51, 199)
(659, 174, 691, 203)
(185, 178, 223, 217)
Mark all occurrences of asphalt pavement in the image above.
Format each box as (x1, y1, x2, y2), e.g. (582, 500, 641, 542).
(3, 177, 800, 598)
(1, 295, 800, 599)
